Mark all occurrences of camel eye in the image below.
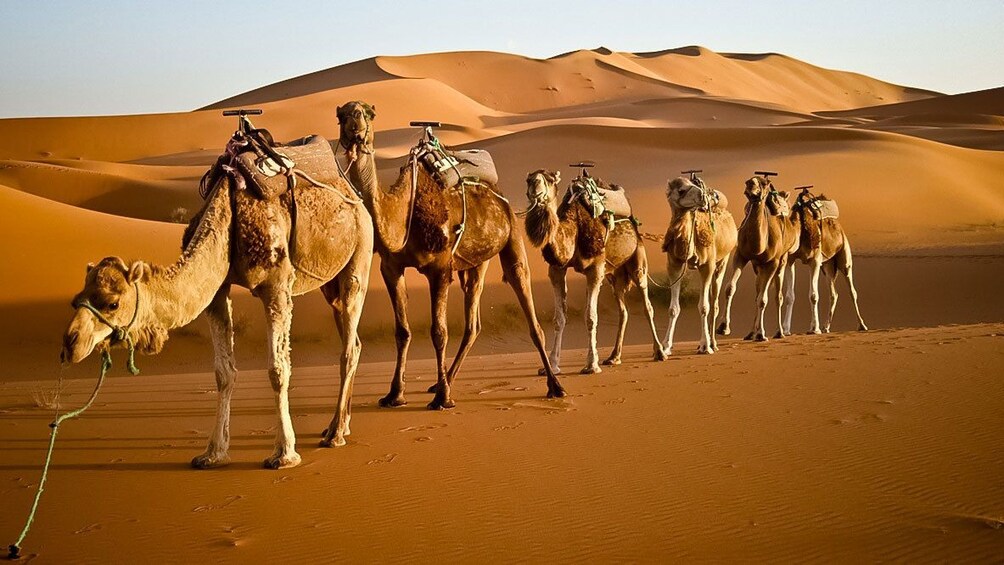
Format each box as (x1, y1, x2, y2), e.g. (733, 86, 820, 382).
(108, 302, 119, 311)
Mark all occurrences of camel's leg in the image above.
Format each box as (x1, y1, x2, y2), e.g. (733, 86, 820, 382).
(750, 264, 772, 342)
(662, 259, 685, 355)
(772, 261, 787, 340)
(500, 233, 566, 398)
(539, 265, 569, 375)
(633, 245, 666, 361)
(822, 261, 839, 333)
(782, 260, 797, 336)
(192, 285, 236, 469)
(604, 269, 629, 366)
(320, 248, 370, 448)
(717, 254, 747, 336)
(696, 260, 715, 354)
(838, 242, 868, 331)
(262, 281, 300, 469)
(709, 254, 729, 352)
(581, 264, 605, 374)
(443, 261, 489, 386)
(379, 261, 411, 407)
(806, 257, 823, 334)
(427, 271, 454, 410)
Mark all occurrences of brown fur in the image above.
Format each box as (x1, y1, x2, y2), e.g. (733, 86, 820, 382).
(562, 196, 607, 260)
(390, 165, 450, 253)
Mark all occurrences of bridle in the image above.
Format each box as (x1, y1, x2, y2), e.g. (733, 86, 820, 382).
(72, 281, 142, 375)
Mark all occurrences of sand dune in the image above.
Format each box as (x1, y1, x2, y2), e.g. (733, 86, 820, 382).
(0, 46, 1002, 563)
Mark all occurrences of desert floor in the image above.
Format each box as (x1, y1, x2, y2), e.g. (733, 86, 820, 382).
(1, 47, 1002, 562)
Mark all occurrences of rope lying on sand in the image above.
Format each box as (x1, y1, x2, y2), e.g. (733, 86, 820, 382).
(8, 340, 139, 559)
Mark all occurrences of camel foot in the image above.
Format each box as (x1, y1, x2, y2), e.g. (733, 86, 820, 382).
(602, 356, 622, 366)
(858, 323, 869, 332)
(320, 426, 350, 438)
(319, 435, 346, 448)
(773, 331, 784, 340)
(783, 330, 793, 337)
(716, 322, 731, 336)
(807, 329, 822, 335)
(823, 327, 832, 334)
(754, 333, 769, 342)
(263, 451, 301, 470)
(191, 452, 231, 469)
(378, 394, 408, 408)
(426, 383, 439, 394)
(580, 365, 602, 375)
(427, 396, 456, 411)
(653, 348, 668, 361)
(547, 383, 567, 398)
(538, 366, 562, 376)
(696, 344, 714, 355)
(743, 332, 755, 341)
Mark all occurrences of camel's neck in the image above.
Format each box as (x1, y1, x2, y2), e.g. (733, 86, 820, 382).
(667, 207, 697, 256)
(350, 143, 410, 252)
(527, 202, 577, 266)
(740, 199, 770, 255)
(143, 181, 232, 329)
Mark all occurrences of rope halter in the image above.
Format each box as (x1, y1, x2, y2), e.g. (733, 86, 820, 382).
(72, 282, 142, 375)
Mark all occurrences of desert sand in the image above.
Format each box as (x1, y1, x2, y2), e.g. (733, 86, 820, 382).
(1, 47, 1002, 562)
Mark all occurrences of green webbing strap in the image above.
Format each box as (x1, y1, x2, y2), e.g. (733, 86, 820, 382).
(8, 285, 142, 559)
(8, 345, 136, 559)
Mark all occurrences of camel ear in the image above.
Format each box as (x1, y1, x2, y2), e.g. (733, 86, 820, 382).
(336, 105, 345, 122)
(779, 190, 790, 199)
(553, 171, 561, 184)
(86, 262, 96, 274)
(367, 104, 376, 119)
(127, 261, 151, 283)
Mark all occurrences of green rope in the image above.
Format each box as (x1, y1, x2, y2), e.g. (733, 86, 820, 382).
(8, 287, 141, 560)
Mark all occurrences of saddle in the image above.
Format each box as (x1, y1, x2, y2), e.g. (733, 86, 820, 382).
(234, 133, 342, 200)
(569, 174, 633, 220)
(795, 195, 840, 220)
(415, 136, 498, 190)
(689, 175, 728, 212)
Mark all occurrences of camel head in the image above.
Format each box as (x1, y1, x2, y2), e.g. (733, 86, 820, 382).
(744, 176, 789, 216)
(666, 177, 706, 211)
(523, 169, 561, 247)
(336, 101, 376, 152)
(525, 169, 560, 209)
(61, 257, 155, 365)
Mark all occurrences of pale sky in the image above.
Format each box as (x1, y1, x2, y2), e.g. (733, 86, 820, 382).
(1, 0, 1001, 118)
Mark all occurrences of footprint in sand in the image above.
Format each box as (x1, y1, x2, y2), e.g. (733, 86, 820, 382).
(74, 523, 102, 534)
(367, 453, 397, 465)
(493, 422, 524, 431)
(398, 423, 447, 433)
(477, 381, 513, 394)
(193, 495, 243, 513)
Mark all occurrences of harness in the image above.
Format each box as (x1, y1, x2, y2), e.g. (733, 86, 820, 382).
(72, 282, 142, 376)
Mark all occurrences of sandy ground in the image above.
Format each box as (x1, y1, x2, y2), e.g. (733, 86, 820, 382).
(1, 47, 1002, 562)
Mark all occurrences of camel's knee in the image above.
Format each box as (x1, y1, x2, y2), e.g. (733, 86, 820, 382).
(430, 322, 448, 348)
(395, 325, 411, 346)
(267, 367, 289, 393)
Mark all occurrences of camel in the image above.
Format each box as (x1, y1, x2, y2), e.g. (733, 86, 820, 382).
(61, 124, 374, 469)
(661, 175, 738, 354)
(716, 174, 799, 341)
(335, 101, 565, 409)
(523, 169, 665, 374)
(782, 187, 867, 334)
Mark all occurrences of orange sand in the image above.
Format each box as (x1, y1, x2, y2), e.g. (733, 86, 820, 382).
(1, 47, 1002, 562)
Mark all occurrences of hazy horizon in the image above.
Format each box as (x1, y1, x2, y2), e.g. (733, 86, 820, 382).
(1, 0, 1002, 118)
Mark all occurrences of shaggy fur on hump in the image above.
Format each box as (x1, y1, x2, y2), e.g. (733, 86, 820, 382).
(794, 191, 829, 251)
(391, 164, 450, 253)
(560, 189, 607, 260)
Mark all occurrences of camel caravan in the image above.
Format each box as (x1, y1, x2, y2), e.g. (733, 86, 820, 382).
(58, 103, 866, 469)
